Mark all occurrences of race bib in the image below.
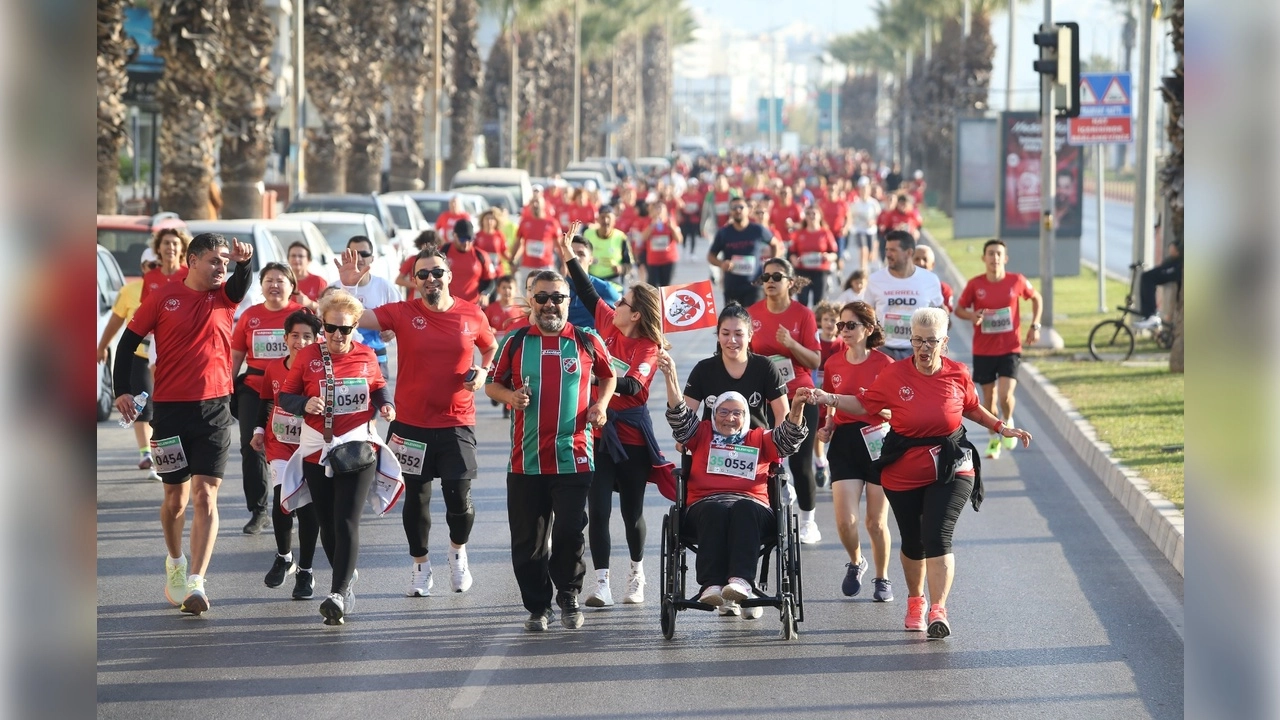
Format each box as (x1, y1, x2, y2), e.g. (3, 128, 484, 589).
(319, 378, 370, 415)
(650, 235, 671, 251)
(270, 406, 302, 445)
(714, 201, 730, 216)
(609, 356, 631, 377)
(728, 255, 758, 276)
(930, 446, 976, 475)
(706, 443, 760, 480)
(883, 310, 913, 343)
(769, 354, 796, 384)
(252, 329, 288, 359)
(800, 252, 824, 269)
(981, 307, 1015, 334)
(860, 422, 890, 461)
(150, 436, 189, 474)
(525, 240, 546, 259)
(684, 202, 699, 214)
(559, 212, 570, 226)
(388, 432, 426, 475)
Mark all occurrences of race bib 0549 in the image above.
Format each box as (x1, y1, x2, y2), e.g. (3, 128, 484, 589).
(319, 378, 370, 415)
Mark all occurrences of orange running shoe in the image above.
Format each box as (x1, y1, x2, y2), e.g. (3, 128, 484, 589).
(904, 596, 927, 632)
(927, 604, 951, 639)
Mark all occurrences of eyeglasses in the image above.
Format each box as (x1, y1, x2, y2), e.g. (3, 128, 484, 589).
(143, 262, 159, 271)
(909, 337, 943, 348)
(532, 292, 569, 305)
(836, 321, 866, 332)
(729, 205, 747, 211)
(415, 267, 447, 280)
(714, 408, 746, 419)
(759, 272, 791, 283)
(616, 298, 630, 310)
(354, 251, 374, 259)
(324, 323, 355, 336)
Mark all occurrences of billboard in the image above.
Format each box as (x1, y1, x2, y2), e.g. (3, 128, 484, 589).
(998, 112, 1083, 239)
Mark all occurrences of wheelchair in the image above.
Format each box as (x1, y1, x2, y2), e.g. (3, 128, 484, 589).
(658, 461, 805, 640)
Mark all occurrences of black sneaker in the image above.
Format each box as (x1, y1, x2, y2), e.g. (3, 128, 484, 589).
(815, 465, 829, 488)
(264, 555, 296, 588)
(524, 607, 554, 632)
(292, 570, 314, 600)
(557, 592, 584, 630)
(242, 510, 270, 535)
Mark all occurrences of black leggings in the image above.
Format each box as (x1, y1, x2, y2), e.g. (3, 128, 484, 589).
(795, 269, 828, 307)
(883, 475, 974, 560)
(789, 402, 820, 512)
(235, 382, 270, 513)
(402, 477, 475, 557)
(272, 484, 319, 568)
(645, 263, 675, 288)
(303, 460, 376, 594)
(588, 443, 649, 569)
(683, 495, 774, 587)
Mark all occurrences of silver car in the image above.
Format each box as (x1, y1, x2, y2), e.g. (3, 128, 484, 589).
(277, 211, 400, 288)
(185, 219, 290, 320)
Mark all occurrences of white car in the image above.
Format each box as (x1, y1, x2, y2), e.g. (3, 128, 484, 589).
(379, 193, 433, 236)
(277, 211, 400, 288)
(185, 220, 289, 320)
(249, 218, 340, 285)
(97, 244, 126, 421)
(381, 191, 487, 227)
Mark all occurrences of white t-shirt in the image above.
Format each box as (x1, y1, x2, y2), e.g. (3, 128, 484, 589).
(833, 288, 867, 307)
(848, 198, 882, 235)
(864, 267, 945, 349)
(335, 275, 401, 312)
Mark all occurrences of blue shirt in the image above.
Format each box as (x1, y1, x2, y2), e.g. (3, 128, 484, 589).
(568, 275, 619, 328)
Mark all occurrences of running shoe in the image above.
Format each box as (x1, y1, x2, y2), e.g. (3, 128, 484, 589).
(904, 596, 927, 632)
(524, 607, 554, 632)
(344, 569, 358, 614)
(927, 605, 951, 639)
(718, 601, 742, 617)
(147, 468, 163, 482)
(319, 593, 345, 625)
(815, 464, 829, 488)
(164, 555, 187, 607)
(138, 454, 153, 470)
(1001, 422, 1017, 451)
(449, 547, 473, 593)
(558, 592, 584, 630)
(622, 567, 645, 604)
(722, 577, 752, 603)
(292, 569, 314, 600)
(408, 561, 433, 597)
(741, 601, 763, 620)
(264, 554, 296, 588)
(798, 520, 822, 545)
(985, 436, 1002, 460)
(872, 577, 894, 602)
(242, 510, 270, 535)
(698, 585, 724, 607)
(842, 557, 868, 597)
(180, 577, 209, 615)
(584, 574, 614, 608)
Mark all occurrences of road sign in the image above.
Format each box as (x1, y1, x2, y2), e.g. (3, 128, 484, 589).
(1069, 72, 1132, 145)
(757, 98, 784, 133)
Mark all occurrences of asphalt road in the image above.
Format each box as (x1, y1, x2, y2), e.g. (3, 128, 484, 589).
(97, 249, 1183, 719)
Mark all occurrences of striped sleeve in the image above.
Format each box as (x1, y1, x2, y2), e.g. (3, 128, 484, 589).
(665, 402, 699, 444)
(771, 417, 808, 458)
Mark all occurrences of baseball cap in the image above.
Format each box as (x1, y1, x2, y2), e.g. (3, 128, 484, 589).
(140, 247, 159, 266)
(453, 218, 474, 240)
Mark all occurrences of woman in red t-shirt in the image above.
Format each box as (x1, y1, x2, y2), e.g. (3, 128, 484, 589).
(810, 307, 1032, 640)
(474, 211, 509, 275)
(140, 227, 191, 303)
(286, 241, 328, 312)
(788, 205, 840, 307)
(638, 201, 682, 288)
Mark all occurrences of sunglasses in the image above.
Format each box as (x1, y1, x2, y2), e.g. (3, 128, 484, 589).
(729, 205, 747, 211)
(836, 321, 866, 332)
(759, 272, 791, 283)
(354, 251, 374, 259)
(324, 323, 355, 336)
(532, 292, 569, 305)
(415, 267, 447, 280)
(143, 261, 159, 271)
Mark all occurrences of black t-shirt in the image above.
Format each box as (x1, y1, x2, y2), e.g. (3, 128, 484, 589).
(709, 223, 773, 289)
(682, 353, 787, 431)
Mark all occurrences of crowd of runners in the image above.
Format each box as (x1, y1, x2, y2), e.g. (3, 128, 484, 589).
(102, 147, 1040, 639)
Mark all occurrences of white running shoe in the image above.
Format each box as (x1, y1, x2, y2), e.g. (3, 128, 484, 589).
(408, 561, 433, 597)
(180, 577, 209, 615)
(147, 468, 162, 482)
(722, 577, 752, 603)
(164, 555, 187, 607)
(798, 520, 822, 545)
(584, 575, 614, 607)
(449, 547, 473, 593)
(718, 601, 741, 617)
(622, 568, 645, 604)
(1133, 314, 1162, 330)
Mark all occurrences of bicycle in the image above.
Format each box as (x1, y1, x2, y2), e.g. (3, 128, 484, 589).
(1087, 262, 1175, 361)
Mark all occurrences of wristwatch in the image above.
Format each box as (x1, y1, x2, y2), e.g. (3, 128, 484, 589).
(1030, 322, 1042, 330)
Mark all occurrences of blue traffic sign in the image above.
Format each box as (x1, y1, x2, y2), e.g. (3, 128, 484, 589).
(1077, 72, 1131, 119)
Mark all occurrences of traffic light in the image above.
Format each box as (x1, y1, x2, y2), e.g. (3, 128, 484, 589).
(1032, 22, 1081, 118)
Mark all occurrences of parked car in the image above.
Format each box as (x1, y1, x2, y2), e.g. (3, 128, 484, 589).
(382, 190, 487, 225)
(185, 220, 291, 320)
(566, 160, 619, 186)
(633, 156, 672, 178)
(276, 211, 400, 288)
(585, 156, 637, 181)
(285, 193, 399, 241)
(379, 193, 432, 236)
(559, 169, 611, 192)
(96, 212, 188, 282)
(450, 168, 533, 208)
(451, 185, 521, 214)
(97, 244, 127, 421)
(245, 218, 339, 285)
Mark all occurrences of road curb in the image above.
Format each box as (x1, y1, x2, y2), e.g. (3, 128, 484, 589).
(921, 228, 1184, 577)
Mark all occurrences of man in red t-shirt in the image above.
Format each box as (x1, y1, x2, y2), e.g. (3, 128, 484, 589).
(512, 195, 563, 288)
(113, 232, 256, 616)
(337, 245, 498, 597)
(434, 195, 471, 236)
(440, 219, 496, 305)
(954, 239, 1042, 459)
(770, 186, 804, 245)
(876, 194, 922, 239)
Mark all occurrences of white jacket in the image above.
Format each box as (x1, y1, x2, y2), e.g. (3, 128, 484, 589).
(280, 421, 404, 516)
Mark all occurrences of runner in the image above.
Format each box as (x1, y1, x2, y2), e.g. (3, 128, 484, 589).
(397, 230, 440, 298)
(113, 232, 256, 615)
(474, 211, 509, 276)
(483, 274, 526, 336)
(637, 201, 681, 288)
(250, 310, 322, 600)
(833, 268, 869, 306)
(230, 262, 305, 534)
(140, 227, 191, 302)
(287, 241, 328, 312)
(582, 204, 631, 285)
(564, 235, 621, 330)
(864, 231, 944, 361)
(706, 198, 782, 308)
(434, 196, 470, 236)
(556, 228, 668, 609)
(98, 249, 161, 481)
(811, 300, 843, 489)
(746, 258, 823, 544)
(679, 178, 702, 253)
(913, 246, 953, 312)
(484, 270, 616, 631)
(769, 186, 803, 247)
(848, 178, 882, 269)
(334, 236, 400, 380)
(511, 195, 564, 289)
(336, 246, 497, 597)
(705, 174, 734, 230)
(817, 301, 894, 601)
(954, 239, 1042, 460)
(789, 205, 840, 307)
(439, 219, 496, 305)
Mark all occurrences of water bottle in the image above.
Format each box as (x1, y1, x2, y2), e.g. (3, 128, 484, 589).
(118, 392, 149, 428)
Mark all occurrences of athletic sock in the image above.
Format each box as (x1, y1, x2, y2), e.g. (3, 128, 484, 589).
(279, 552, 293, 563)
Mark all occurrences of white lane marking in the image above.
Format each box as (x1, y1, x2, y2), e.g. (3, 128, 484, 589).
(449, 634, 512, 710)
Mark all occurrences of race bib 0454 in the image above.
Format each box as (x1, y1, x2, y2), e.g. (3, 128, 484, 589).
(150, 436, 189, 474)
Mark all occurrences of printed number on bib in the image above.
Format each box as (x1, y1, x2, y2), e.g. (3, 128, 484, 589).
(271, 407, 302, 445)
(650, 235, 671, 251)
(252, 329, 288, 359)
(388, 433, 426, 475)
(707, 443, 760, 480)
(981, 307, 1014, 334)
(860, 422, 890, 461)
(929, 446, 976, 476)
(728, 255, 758, 276)
(150, 436, 189, 474)
(319, 378, 370, 415)
(769, 354, 796, 384)
(525, 240, 546, 259)
(800, 252, 824, 269)
(883, 310, 913, 342)
(714, 201, 730, 216)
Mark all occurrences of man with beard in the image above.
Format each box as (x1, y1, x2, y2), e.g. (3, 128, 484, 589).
(337, 247, 497, 597)
(112, 232, 255, 615)
(485, 270, 616, 632)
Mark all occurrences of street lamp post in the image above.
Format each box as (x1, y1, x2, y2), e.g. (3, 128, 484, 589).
(572, 0, 581, 162)
(431, 0, 443, 190)
(293, 1, 305, 196)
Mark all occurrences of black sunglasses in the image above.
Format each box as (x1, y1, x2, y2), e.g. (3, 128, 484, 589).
(323, 323, 355, 336)
(354, 250, 374, 259)
(532, 292, 569, 305)
(415, 267, 447, 280)
(836, 321, 866, 332)
(759, 271, 791, 283)
(729, 205, 747, 211)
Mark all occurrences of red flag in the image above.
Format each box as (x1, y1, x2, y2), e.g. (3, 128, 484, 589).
(660, 280, 718, 333)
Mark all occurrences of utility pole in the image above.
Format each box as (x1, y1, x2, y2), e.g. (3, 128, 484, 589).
(509, 4, 519, 169)
(768, 37, 777, 153)
(571, 0, 581, 162)
(830, 64, 839, 151)
(1131, 0, 1157, 293)
(1036, 0, 1064, 348)
(634, 33, 642, 159)
(1006, 0, 1016, 111)
(431, 0, 443, 190)
(293, 1, 305, 196)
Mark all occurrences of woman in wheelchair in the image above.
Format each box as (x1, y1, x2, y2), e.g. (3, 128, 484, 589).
(658, 351, 811, 611)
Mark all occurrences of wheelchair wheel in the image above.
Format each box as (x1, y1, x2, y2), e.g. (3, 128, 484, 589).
(660, 513, 678, 640)
(1088, 319, 1135, 361)
(660, 598, 676, 640)
(789, 516, 804, 623)
(781, 599, 798, 640)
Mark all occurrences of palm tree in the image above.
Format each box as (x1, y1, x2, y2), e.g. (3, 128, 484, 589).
(218, 0, 278, 219)
(154, 0, 228, 219)
(97, 0, 134, 214)
(303, 1, 356, 193)
(386, 0, 431, 191)
(345, 0, 393, 193)
(1161, 0, 1182, 373)
(480, 31, 511, 167)
(446, 0, 483, 182)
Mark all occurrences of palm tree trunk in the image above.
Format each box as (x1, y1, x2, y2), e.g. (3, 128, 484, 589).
(155, 0, 228, 219)
(481, 33, 511, 169)
(642, 24, 669, 157)
(218, 0, 278, 219)
(445, 0, 481, 183)
(580, 59, 609, 158)
(345, 0, 391, 193)
(386, 0, 430, 191)
(303, 1, 355, 193)
(1163, 0, 1183, 374)
(98, 0, 133, 214)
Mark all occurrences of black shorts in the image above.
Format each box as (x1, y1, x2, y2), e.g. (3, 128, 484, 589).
(130, 355, 154, 423)
(972, 353, 1021, 386)
(149, 398, 234, 484)
(827, 421, 881, 485)
(385, 421, 478, 480)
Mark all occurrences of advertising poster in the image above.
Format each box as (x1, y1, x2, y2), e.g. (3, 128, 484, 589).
(998, 112, 1083, 238)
